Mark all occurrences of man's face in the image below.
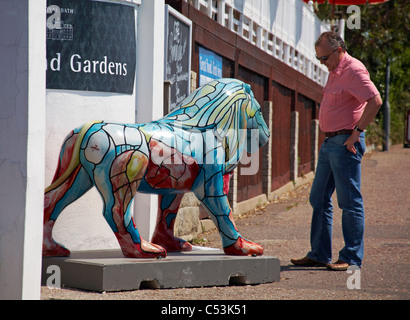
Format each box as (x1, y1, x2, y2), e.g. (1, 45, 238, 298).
(315, 41, 342, 72)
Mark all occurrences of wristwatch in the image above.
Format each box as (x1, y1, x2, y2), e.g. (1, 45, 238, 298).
(354, 125, 364, 132)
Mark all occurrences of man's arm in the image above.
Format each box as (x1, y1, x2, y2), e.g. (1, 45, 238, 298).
(344, 94, 383, 154)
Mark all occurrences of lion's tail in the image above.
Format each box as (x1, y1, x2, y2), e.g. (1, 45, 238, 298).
(45, 121, 100, 193)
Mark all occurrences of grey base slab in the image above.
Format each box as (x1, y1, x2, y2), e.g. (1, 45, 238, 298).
(42, 248, 280, 292)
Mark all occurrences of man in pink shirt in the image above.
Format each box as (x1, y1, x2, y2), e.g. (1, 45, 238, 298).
(291, 31, 383, 270)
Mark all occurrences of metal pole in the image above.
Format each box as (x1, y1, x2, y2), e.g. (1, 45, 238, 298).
(383, 55, 390, 151)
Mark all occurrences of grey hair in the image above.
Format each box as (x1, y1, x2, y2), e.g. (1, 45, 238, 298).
(315, 31, 346, 51)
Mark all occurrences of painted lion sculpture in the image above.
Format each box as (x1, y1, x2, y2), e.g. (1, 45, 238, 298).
(43, 78, 270, 258)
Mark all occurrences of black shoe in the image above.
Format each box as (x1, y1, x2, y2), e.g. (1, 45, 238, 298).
(290, 256, 326, 267)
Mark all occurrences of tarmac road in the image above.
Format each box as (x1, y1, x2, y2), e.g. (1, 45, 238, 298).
(41, 144, 409, 300)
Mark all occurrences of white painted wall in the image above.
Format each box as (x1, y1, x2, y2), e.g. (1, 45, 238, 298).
(0, 0, 46, 299)
(45, 93, 134, 251)
(45, 0, 164, 251)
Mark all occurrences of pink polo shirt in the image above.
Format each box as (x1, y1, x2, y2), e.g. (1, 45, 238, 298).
(319, 52, 380, 133)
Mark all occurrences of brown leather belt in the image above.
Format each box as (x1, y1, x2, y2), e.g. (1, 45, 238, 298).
(325, 129, 354, 138)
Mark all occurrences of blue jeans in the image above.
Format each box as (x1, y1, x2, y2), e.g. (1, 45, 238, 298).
(307, 133, 366, 267)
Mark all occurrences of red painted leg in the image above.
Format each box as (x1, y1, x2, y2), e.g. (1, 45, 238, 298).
(115, 230, 166, 258)
(223, 172, 233, 195)
(42, 165, 84, 257)
(151, 194, 193, 252)
(42, 132, 83, 257)
(43, 220, 71, 257)
(100, 150, 168, 259)
(223, 237, 264, 256)
(221, 172, 264, 256)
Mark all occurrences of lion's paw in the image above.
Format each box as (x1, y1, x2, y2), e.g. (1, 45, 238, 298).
(151, 232, 193, 252)
(121, 239, 167, 259)
(223, 237, 264, 256)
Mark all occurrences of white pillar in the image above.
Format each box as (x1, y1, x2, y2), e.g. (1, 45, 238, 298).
(290, 111, 299, 182)
(134, 0, 165, 240)
(217, 0, 226, 25)
(262, 101, 273, 195)
(0, 0, 46, 299)
(207, 0, 213, 18)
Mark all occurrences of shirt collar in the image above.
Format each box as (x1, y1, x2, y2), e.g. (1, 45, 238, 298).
(332, 52, 351, 76)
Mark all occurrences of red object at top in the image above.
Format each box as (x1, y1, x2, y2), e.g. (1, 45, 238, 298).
(302, 0, 390, 4)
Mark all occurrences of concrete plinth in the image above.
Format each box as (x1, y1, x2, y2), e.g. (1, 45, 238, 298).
(42, 248, 280, 292)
